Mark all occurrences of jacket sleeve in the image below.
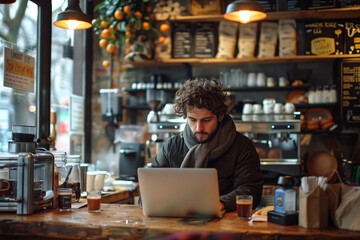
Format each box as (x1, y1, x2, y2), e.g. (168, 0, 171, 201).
(151, 139, 171, 167)
(219, 139, 263, 211)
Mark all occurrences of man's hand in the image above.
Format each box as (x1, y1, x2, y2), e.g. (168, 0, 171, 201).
(220, 201, 225, 211)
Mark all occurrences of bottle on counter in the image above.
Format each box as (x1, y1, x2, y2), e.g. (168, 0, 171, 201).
(50, 151, 67, 209)
(274, 176, 297, 214)
(64, 155, 82, 202)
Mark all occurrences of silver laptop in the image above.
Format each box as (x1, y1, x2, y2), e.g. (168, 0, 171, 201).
(138, 168, 225, 219)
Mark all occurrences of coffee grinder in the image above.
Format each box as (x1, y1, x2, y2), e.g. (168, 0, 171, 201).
(146, 89, 165, 123)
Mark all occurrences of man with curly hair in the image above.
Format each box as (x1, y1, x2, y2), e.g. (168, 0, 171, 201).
(151, 77, 263, 212)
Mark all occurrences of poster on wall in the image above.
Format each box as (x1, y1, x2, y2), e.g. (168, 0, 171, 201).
(340, 59, 360, 124)
(3, 47, 35, 92)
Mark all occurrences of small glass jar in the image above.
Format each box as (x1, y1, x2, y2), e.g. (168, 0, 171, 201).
(274, 176, 297, 214)
(322, 85, 330, 103)
(329, 84, 337, 103)
(65, 155, 82, 202)
(50, 151, 67, 209)
(315, 86, 323, 104)
(307, 87, 316, 104)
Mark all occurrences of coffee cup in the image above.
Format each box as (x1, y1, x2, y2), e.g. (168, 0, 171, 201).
(266, 77, 276, 87)
(86, 172, 97, 191)
(252, 104, 263, 114)
(274, 103, 284, 120)
(242, 103, 253, 114)
(284, 103, 295, 113)
(94, 171, 110, 191)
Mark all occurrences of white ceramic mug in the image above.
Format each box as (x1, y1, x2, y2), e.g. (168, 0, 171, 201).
(86, 172, 97, 191)
(252, 104, 263, 114)
(274, 103, 284, 114)
(242, 103, 253, 114)
(247, 72, 257, 87)
(284, 103, 295, 113)
(94, 171, 110, 191)
(256, 72, 266, 87)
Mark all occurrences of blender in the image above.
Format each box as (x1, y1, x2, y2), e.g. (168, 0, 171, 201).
(146, 89, 165, 123)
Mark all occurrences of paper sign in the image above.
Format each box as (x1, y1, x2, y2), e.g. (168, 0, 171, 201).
(3, 47, 35, 92)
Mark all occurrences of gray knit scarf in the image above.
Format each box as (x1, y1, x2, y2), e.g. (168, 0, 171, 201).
(180, 114, 236, 168)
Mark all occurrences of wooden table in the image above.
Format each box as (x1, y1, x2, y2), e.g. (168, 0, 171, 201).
(0, 204, 359, 240)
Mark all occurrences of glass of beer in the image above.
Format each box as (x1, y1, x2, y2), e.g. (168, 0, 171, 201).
(87, 189, 101, 212)
(58, 188, 72, 211)
(236, 195, 253, 220)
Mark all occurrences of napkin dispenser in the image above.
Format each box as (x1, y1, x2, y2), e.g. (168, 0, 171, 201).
(0, 152, 54, 214)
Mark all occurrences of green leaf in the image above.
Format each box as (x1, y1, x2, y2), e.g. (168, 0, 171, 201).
(106, 5, 116, 16)
(134, 20, 141, 31)
(94, 1, 105, 12)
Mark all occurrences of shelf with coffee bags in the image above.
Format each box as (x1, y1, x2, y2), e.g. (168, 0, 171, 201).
(224, 86, 310, 92)
(294, 103, 338, 108)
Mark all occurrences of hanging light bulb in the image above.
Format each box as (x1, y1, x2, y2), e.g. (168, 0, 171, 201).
(224, 0, 267, 24)
(0, 0, 16, 4)
(54, 0, 92, 30)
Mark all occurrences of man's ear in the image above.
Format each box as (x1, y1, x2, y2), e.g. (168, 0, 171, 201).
(218, 114, 224, 122)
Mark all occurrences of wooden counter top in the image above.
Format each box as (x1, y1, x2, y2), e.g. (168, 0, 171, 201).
(0, 204, 359, 240)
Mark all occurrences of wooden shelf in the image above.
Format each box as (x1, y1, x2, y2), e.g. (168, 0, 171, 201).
(156, 7, 360, 22)
(295, 103, 338, 108)
(124, 54, 360, 68)
(224, 86, 310, 92)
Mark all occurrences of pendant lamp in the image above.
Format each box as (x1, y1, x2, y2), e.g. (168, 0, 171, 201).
(0, 0, 16, 4)
(224, 0, 267, 24)
(54, 0, 92, 30)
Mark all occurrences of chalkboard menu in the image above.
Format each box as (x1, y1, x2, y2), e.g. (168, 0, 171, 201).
(194, 22, 217, 58)
(341, 60, 360, 124)
(172, 22, 193, 58)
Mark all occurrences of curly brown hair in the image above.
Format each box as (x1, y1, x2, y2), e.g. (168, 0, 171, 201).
(174, 78, 228, 118)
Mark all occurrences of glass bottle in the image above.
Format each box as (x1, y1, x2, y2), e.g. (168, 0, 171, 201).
(329, 84, 337, 103)
(50, 151, 67, 208)
(64, 155, 82, 202)
(274, 176, 297, 214)
(322, 85, 330, 103)
(307, 86, 316, 104)
(315, 86, 323, 104)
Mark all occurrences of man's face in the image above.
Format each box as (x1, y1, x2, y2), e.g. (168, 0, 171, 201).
(187, 106, 223, 143)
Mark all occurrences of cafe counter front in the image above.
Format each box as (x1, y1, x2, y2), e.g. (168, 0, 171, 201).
(0, 204, 359, 240)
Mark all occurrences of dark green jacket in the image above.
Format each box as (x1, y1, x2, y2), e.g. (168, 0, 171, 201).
(151, 132, 263, 211)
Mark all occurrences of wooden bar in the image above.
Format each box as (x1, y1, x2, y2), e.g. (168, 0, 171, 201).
(0, 204, 359, 239)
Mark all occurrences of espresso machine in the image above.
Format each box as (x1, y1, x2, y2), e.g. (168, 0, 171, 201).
(146, 89, 186, 159)
(0, 125, 54, 214)
(234, 114, 302, 181)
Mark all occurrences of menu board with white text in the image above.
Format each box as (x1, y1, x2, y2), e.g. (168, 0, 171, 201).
(340, 60, 360, 124)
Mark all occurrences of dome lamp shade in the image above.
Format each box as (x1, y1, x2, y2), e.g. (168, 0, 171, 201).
(54, 0, 92, 30)
(224, 0, 267, 24)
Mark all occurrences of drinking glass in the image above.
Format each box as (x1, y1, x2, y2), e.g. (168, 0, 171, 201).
(87, 189, 102, 212)
(236, 195, 253, 220)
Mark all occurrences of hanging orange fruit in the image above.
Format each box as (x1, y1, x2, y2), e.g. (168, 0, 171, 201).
(135, 11, 143, 19)
(114, 10, 123, 20)
(99, 39, 108, 48)
(106, 43, 116, 53)
(102, 60, 110, 67)
(159, 36, 166, 43)
(160, 24, 170, 33)
(146, 6, 152, 12)
(100, 20, 108, 28)
(123, 5, 131, 14)
(142, 21, 149, 30)
(100, 29, 111, 38)
(125, 31, 133, 38)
